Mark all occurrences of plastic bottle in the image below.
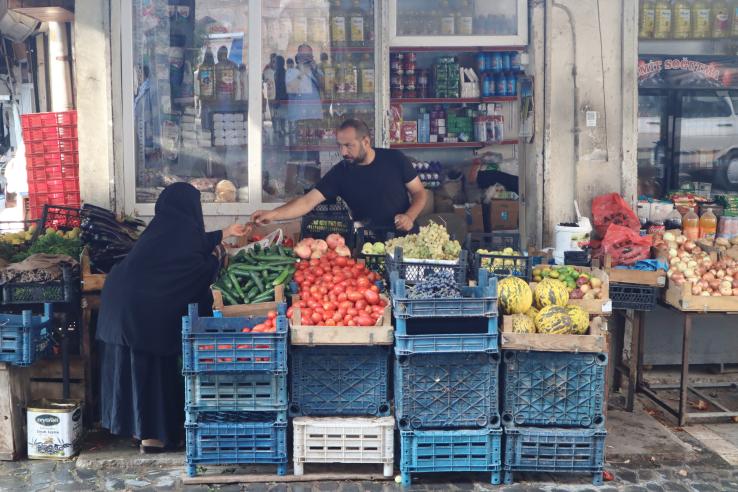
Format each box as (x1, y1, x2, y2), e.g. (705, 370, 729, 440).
(664, 207, 683, 230)
(506, 71, 517, 96)
(501, 52, 511, 71)
(732, 0, 738, 36)
(683, 209, 700, 239)
(639, 0, 656, 38)
(712, 0, 731, 37)
(692, 0, 712, 37)
(198, 48, 215, 101)
(672, 0, 692, 38)
(699, 208, 718, 240)
(654, 0, 673, 38)
(495, 72, 508, 96)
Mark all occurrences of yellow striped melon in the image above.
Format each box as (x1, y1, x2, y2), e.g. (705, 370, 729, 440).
(525, 305, 539, 320)
(510, 314, 536, 334)
(567, 305, 590, 334)
(535, 305, 575, 334)
(498, 276, 533, 315)
(534, 279, 569, 309)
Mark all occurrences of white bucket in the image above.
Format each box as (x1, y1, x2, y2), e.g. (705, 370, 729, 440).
(553, 201, 592, 264)
(27, 399, 83, 459)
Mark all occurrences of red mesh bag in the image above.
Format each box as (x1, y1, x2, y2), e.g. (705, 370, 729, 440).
(592, 193, 640, 238)
(601, 224, 652, 266)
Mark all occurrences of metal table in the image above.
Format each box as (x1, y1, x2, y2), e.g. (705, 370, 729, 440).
(621, 302, 738, 426)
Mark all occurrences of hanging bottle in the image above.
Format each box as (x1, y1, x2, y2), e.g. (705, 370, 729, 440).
(653, 0, 673, 38)
(639, 0, 656, 38)
(672, 0, 692, 38)
(691, 0, 712, 38)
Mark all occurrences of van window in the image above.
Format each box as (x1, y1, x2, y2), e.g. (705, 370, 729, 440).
(681, 96, 732, 118)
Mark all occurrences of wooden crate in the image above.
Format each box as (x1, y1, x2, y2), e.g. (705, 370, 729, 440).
(603, 255, 666, 287)
(501, 316, 607, 353)
(291, 295, 393, 346)
(0, 363, 31, 460)
(532, 267, 611, 315)
(212, 283, 286, 317)
(663, 283, 738, 313)
(28, 356, 85, 402)
(80, 247, 106, 293)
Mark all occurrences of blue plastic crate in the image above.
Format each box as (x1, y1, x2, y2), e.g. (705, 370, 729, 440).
(385, 247, 468, 286)
(400, 427, 503, 486)
(185, 419, 287, 477)
(0, 305, 53, 366)
(390, 270, 498, 319)
(501, 351, 607, 428)
(185, 372, 287, 413)
(290, 346, 390, 417)
(185, 410, 287, 425)
(503, 426, 606, 485)
(182, 303, 288, 374)
(394, 352, 500, 430)
(394, 315, 498, 355)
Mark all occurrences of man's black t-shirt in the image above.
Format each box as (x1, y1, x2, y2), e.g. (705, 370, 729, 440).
(315, 148, 417, 227)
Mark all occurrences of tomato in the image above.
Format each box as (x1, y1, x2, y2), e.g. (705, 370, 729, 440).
(286, 307, 294, 319)
(309, 259, 320, 267)
(297, 261, 308, 270)
(267, 310, 277, 319)
(319, 286, 328, 295)
(294, 273, 304, 282)
(339, 300, 353, 310)
(335, 257, 348, 266)
(307, 299, 319, 309)
(347, 320, 356, 326)
(372, 305, 384, 314)
(313, 267, 324, 276)
(325, 319, 336, 326)
(347, 308, 358, 316)
(332, 311, 343, 323)
(347, 290, 363, 302)
(346, 259, 356, 266)
(357, 277, 370, 288)
(365, 305, 373, 314)
(337, 292, 348, 302)
(252, 324, 267, 332)
(322, 274, 333, 283)
(310, 312, 323, 324)
(309, 285, 319, 295)
(241, 327, 251, 333)
(331, 285, 344, 295)
(370, 285, 379, 293)
(364, 289, 380, 305)
(356, 316, 373, 326)
(355, 299, 367, 310)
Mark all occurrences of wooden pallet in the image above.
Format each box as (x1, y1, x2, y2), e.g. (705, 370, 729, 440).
(0, 363, 31, 460)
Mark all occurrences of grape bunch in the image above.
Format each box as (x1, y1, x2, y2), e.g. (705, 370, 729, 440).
(407, 270, 461, 299)
(385, 221, 461, 261)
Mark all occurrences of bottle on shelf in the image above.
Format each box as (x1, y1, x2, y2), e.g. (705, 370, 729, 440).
(321, 54, 336, 98)
(699, 208, 718, 240)
(341, 55, 358, 100)
(733, 0, 738, 36)
(456, 0, 474, 35)
(653, 0, 673, 39)
(683, 208, 700, 240)
(664, 207, 683, 230)
(691, 0, 712, 38)
(440, 0, 456, 35)
(506, 71, 517, 96)
(639, 0, 656, 38)
(495, 71, 508, 97)
(349, 0, 366, 47)
(672, 0, 692, 38)
(711, 0, 731, 37)
(330, 0, 348, 47)
(359, 53, 375, 97)
(198, 47, 215, 101)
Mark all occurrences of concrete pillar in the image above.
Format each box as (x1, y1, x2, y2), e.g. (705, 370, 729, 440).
(531, 0, 638, 246)
(46, 21, 73, 112)
(74, 0, 114, 208)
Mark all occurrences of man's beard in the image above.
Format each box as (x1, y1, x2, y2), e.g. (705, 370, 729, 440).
(344, 147, 367, 164)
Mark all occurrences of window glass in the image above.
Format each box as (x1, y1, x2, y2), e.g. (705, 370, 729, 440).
(261, 0, 376, 202)
(395, 0, 517, 37)
(133, 1, 249, 204)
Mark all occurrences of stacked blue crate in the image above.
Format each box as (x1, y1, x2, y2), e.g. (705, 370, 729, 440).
(501, 347, 608, 485)
(181, 303, 288, 477)
(390, 270, 502, 486)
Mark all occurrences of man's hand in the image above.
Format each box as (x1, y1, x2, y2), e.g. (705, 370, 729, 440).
(251, 209, 278, 225)
(394, 213, 414, 232)
(222, 223, 250, 239)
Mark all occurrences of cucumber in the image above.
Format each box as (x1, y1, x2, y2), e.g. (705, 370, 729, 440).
(215, 287, 239, 306)
(272, 268, 292, 286)
(251, 288, 276, 303)
(248, 271, 264, 293)
(228, 272, 245, 300)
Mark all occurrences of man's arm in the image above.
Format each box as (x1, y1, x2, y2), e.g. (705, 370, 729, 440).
(251, 189, 326, 225)
(394, 177, 427, 231)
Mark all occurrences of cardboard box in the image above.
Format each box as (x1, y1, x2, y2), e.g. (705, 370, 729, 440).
(453, 204, 484, 232)
(489, 199, 518, 230)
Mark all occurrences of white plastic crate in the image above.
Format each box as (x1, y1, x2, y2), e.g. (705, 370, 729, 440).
(292, 416, 395, 477)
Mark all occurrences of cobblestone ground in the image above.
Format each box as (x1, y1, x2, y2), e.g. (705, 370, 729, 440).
(0, 458, 736, 491)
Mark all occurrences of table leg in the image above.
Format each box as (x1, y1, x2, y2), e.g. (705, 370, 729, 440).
(626, 310, 642, 412)
(636, 310, 645, 390)
(678, 314, 692, 427)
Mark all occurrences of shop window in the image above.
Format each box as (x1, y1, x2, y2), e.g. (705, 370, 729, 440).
(394, 0, 518, 37)
(132, 1, 249, 204)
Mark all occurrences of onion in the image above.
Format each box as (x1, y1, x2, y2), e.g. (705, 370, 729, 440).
(664, 232, 676, 242)
(670, 257, 681, 266)
(709, 279, 721, 291)
(667, 270, 674, 278)
(720, 281, 733, 296)
(687, 260, 698, 269)
(677, 235, 687, 245)
(692, 284, 703, 296)
(678, 263, 689, 273)
(697, 266, 707, 276)
(684, 269, 696, 279)
(712, 292, 722, 297)
(717, 270, 726, 279)
(701, 291, 711, 297)
(684, 240, 697, 252)
(671, 273, 686, 286)
(700, 280, 710, 290)
(703, 272, 716, 282)
(669, 248, 679, 258)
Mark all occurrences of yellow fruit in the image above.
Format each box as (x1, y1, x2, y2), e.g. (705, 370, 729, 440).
(497, 276, 533, 315)
(534, 279, 570, 309)
(566, 305, 590, 334)
(510, 314, 536, 334)
(535, 305, 575, 334)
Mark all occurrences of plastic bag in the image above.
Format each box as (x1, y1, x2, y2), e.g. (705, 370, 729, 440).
(592, 193, 640, 237)
(601, 224, 652, 266)
(229, 228, 283, 256)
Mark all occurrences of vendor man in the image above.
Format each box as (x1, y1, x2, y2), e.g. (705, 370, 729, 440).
(252, 119, 427, 233)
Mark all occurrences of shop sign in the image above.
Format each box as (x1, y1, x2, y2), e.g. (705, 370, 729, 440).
(638, 55, 738, 89)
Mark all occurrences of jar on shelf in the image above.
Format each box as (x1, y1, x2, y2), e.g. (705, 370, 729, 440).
(403, 57, 416, 75)
(416, 69, 429, 98)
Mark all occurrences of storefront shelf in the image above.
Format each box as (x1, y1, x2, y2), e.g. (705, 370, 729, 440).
(390, 46, 527, 53)
(390, 140, 518, 149)
(392, 97, 517, 104)
(275, 98, 374, 105)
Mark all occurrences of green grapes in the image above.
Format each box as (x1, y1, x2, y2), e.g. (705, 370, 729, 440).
(385, 222, 461, 261)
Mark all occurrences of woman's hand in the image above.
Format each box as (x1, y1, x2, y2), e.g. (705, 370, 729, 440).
(222, 223, 251, 239)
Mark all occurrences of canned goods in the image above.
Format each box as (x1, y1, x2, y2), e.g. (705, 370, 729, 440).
(390, 73, 402, 86)
(405, 52, 416, 62)
(391, 86, 404, 99)
(403, 58, 416, 75)
(403, 73, 416, 87)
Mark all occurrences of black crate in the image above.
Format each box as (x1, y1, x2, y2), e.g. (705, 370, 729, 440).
(300, 201, 354, 247)
(564, 250, 591, 267)
(356, 227, 396, 279)
(385, 247, 468, 286)
(2, 264, 79, 305)
(610, 283, 658, 311)
(465, 232, 530, 280)
(31, 205, 81, 242)
(465, 232, 522, 252)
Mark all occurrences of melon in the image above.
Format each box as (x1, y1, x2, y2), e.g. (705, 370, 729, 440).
(498, 277, 533, 315)
(534, 279, 569, 309)
(567, 305, 590, 334)
(535, 305, 574, 334)
(510, 314, 536, 334)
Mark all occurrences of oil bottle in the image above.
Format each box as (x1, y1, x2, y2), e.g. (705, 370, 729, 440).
(712, 0, 731, 37)
(639, 0, 656, 38)
(653, 0, 673, 38)
(672, 0, 692, 38)
(691, 0, 712, 38)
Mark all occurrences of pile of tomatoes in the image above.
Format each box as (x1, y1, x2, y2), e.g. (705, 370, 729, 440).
(292, 252, 386, 326)
(241, 310, 279, 333)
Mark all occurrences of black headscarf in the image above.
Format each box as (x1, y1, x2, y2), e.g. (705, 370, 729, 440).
(96, 183, 223, 355)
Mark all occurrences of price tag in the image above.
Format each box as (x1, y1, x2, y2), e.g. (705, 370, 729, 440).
(602, 300, 613, 313)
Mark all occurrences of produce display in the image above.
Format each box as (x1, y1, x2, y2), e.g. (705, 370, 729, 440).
(532, 265, 605, 300)
(535, 305, 574, 335)
(665, 232, 738, 297)
(294, 234, 351, 259)
(385, 222, 461, 261)
(510, 314, 536, 333)
(497, 276, 533, 315)
(361, 241, 386, 256)
(81, 204, 144, 273)
(8, 228, 81, 263)
(292, 252, 385, 327)
(406, 270, 461, 299)
(533, 278, 570, 309)
(213, 244, 297, 306)
(477, 247, 526, 271)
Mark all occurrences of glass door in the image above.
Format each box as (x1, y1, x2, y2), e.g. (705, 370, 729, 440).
(260, 0, 377, 203)
(389, 0, 527, 47)
(637, 91, 669, 197)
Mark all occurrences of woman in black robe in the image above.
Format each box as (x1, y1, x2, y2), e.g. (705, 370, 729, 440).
(96, 183, 247, 452)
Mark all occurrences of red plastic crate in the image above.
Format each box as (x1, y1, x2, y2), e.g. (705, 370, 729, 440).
(25, 141, 45, 155)
(27, 166, 78, 183)
(23, 129, 44, 143)
(42, 139, 78, 153)
(21, 111, 77, 130)
(28, 178, 79, 197)
(41, 126, 77, 140)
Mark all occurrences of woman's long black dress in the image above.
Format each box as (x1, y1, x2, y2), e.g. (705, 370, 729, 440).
(96, 183, 223, 447)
